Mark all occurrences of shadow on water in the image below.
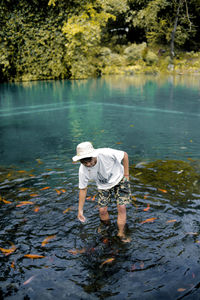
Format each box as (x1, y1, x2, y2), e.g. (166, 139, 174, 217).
(0, 158, 200, 300)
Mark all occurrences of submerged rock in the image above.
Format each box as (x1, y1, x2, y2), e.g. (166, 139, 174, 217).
(130, 159, 200, 199)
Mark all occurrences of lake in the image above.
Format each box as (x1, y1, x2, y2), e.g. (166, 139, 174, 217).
(0, 75, 200, 299)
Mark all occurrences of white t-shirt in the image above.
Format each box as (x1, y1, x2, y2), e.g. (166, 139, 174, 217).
(78, 148, 124, 190)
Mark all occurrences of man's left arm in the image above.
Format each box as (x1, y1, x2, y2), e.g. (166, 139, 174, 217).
(122, 152, 129, 181)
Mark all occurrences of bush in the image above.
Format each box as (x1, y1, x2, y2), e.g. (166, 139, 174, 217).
(124, 42, 147, 64)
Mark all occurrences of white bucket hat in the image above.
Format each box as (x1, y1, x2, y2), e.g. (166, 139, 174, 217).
(72, 142, 97, 162)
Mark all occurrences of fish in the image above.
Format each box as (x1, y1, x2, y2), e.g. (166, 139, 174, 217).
(1, 199, 12, 204)
(23, 276, 35, 285)
(55, 189, 61, 195)
(18, 170, 26, 173)
(40, 186, 50, 190)
(177, 288, 186, 292)
(16, 201, 34, 207)
(132, 196, 137, 201)
(100, 257, 115, 267)
(30, 193, 39, 197)
(143, 204, 150, 211)
(166, 219, 177, 223)
(158, 188, 167, 193)
(67, 248, 86, 255)
(140, 217, 157, 224)
(86, 196, 91, 200)
(41, 235, 56, 247)
(61, 189, 66, 193)
(0, 244, 16, 256)
(144, 194, 149, 199)
(63, 207, 71, 214)
(102, 238, 109, 244)
(24, 254, 45, 259)
(19, 188, 29, 192)
(34, 206, 40, 212)
(92, 195, 96, 201)
(11, 261, 15, 269)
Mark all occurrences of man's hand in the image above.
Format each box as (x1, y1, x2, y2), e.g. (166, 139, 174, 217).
(78, 211, 86, 222)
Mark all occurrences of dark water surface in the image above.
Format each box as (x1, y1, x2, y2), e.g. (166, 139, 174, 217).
(0, 75, 200, 299)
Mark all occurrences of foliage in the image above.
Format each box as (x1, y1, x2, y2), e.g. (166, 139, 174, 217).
(62, 3, 116, 78)
(0, 0, 200, 81)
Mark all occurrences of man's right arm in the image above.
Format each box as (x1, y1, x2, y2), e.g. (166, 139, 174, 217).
(78, 188, 87, 222)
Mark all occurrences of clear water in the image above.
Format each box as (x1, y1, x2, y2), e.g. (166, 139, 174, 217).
(0, 75, 200, 299)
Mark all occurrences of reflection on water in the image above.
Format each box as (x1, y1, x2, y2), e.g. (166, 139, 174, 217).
(0, 75, 200, 299)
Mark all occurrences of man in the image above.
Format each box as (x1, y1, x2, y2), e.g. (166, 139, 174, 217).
(73, 141, 131, 241)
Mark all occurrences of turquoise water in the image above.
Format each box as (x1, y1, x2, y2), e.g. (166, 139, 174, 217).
(0, 75, 200, 299)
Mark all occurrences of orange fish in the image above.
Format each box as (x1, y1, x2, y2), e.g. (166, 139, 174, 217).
(19, 188, 28, 192)
(18, 170, 26, 173)
(61, 189, 66, 193)
(34, 206, 40, 212)
(41, 235, 56, 247)
(92, 195, 96, 201)
(143, 203, 150, 211)
(100, 257, 115, 267)
(158, 188, 167, 193)
(177, 288, 186, 292)
(40, 186, 50, 190)
(24, 254, 45, 259)
(11, 261, 15, 269)
(30, 193, 39, 197)
(16, 201, 34, 207)
(68, 248, 86, 255)
(86, 196, 91, 200)
(140, 217, 157, 224)
(63, 207, 71, 214)
(132, 196, 137, 201)
(0, 244, 16, 256)
(55, 189, 61, 195)
(166, 219, 177, 223)
(140, 261, 144, 269)
(23, 276, 35, 285)
(2, 199, 12, 204)
(103, 238, 109, 244)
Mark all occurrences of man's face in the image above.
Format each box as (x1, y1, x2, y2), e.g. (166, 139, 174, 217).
(80, 157, 97, 167)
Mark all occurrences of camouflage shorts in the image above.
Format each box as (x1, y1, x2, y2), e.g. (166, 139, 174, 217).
(98, 177, 131, 207)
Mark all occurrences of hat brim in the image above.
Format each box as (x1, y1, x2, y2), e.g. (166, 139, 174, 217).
(72, 150, 97, 162)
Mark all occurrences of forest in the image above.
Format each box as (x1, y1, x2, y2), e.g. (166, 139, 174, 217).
(0, 0, 200, 82)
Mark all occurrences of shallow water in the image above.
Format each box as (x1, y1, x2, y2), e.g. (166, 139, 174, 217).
(0, 75, 200, 299)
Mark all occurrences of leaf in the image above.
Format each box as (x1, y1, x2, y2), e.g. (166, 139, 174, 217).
(140, 217, 157, 224)
(41, 235, 56, 247)
(24, 254, 45, 259)
(143, 203, 150, 211)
